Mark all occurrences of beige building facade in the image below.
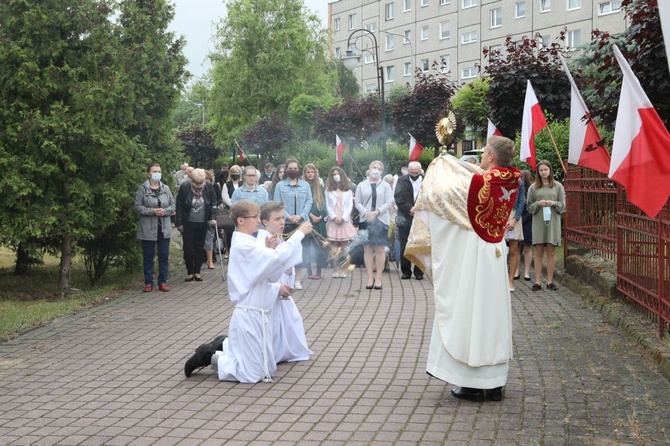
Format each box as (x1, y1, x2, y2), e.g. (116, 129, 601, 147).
(329, 0, 627, 92)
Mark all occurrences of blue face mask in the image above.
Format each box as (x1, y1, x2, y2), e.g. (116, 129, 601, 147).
(151, 172, 162, 182)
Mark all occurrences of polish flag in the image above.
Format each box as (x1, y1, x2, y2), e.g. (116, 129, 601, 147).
(238, 147, 246, 163)
(335, 134, 346, 166)
(486, 119, 502, 140)
(560, 55, 611, 175)
(610, 44, 670, 218)
(409, 134, 424, 161)
(520, 80, 548, 170)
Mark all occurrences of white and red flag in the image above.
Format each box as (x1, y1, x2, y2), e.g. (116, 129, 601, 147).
(409, 134, 424, 161)
(560, 55, 611, 175)
(238, 147, 246, 163)
(335, 134, 346, 166)
(520, 80, 548, 170)
(609, 44, 670, 218)
(486, 119, 503, 140)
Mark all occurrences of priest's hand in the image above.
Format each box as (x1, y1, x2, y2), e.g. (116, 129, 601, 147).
(298, 221, 313, 235)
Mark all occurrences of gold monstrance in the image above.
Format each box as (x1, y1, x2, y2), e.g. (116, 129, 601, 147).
(435, 110, 457, 156)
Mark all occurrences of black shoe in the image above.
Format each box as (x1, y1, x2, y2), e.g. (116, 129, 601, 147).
(184, 343, 216, 377)
(487, 387, 503, 401)
(209, 334, 228, 351)
(366, 281, 374, 289)
(401, 274, 411, 280)
(451, 386, 485, 402)
(532, 283, 541, 291)
(414, 275, 424, 280)
(547, 283, 558, 290)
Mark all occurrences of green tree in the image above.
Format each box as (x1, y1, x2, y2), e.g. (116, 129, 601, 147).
(451, 78, 491, 140)
(288, 94, 337, 138)
(209, 0, 333, 146)
(0, 0, 186, 293)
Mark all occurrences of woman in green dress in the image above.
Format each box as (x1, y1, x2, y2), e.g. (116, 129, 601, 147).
(303, 163, 328, 279)
(526, 160, 566, 291)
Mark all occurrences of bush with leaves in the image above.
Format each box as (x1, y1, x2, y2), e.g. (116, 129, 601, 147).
(313, 95, 383, 146)
(483, 34, 570, 138)
(574, 0, 670, 129)
(390, 67, 458, 156)
(178, 124, 220, 169)
(239, 113, 295, 164)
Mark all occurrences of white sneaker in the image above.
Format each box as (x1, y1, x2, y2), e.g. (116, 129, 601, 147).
(294, 280, 303, 290)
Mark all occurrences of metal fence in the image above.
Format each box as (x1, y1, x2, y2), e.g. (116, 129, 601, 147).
(563, 165, 670, 338)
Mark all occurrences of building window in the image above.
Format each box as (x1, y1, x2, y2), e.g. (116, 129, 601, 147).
(403, 30, 411, 44)
(364, 83, 377, 95)
(421, 58, 430, 72)
(421, 0, 429, 6)
(439, 21, 451, 39)
(488, 44, 502, 60)
(404, 0, 411, 11)
(440, 0, 450, 4)
(440, 55, 451, 73)
(567, 0, 581, 10)
(461, 67, 477, 79)
(386, 66, 395, 82)
(490, 8, 502, 28)
(365, 22, 378, 32)
(386, 34, 395, 51)
(421, 25, 429, 40)
(599, 1, 622, 15)
(462, 140, 476, 151)
(541, 34, 550, 47)
(333, 18, 341, 31)
(404, 62, 412, 76)
(515, 2, 526, 18)
(461, 31, 477, 44)
(365, 53, 376, 64)
(348, 14, 357, 30)
(567, 29, 581, 48)
(385, 2, 395, 20)
(462, 0, 477, 8)
(335, 47, 341, 58)
(540, 0, 551, 12)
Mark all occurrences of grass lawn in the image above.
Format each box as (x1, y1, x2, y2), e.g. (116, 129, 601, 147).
(0, 246, 141, 342)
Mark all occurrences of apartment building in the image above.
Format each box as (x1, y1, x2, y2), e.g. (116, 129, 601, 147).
(328, 0, 627, 93)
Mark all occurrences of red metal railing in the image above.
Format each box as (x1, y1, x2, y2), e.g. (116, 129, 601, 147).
(564, 165, 670, 338)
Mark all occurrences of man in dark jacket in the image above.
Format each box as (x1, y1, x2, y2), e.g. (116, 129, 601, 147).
(394, 161, 424, 280)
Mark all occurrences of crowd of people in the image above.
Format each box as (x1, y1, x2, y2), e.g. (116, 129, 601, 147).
(133, 148, 566, 389)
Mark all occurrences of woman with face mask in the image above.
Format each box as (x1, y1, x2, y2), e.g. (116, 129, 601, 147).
(354, 160, 394, 290)
(325, 167, 357, 278)
(134, 163, 176, 292)
(176, 168, 219, 282)
(220, 165, 243, 258)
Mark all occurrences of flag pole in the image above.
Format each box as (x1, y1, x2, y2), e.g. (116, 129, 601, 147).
(346, 150, 365, 179)
(544, 126, 566, 172)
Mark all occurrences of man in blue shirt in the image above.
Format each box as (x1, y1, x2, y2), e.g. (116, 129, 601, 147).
(232, 166, 269, 208)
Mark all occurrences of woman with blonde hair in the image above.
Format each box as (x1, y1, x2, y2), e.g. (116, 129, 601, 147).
(355, 160, 393, 290)
(527, 160, 566, 291)
(325, 166, 357, 278)
(303, 163, 328, 279)
(267, 164, 285, 200)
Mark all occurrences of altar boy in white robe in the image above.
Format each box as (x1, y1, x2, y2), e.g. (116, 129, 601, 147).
(405, 136, 520, 402)
(184, 200, 312, 382)
(257, 201, 312, 363)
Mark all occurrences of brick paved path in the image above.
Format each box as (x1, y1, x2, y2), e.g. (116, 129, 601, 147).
(1, 263, 670, 445)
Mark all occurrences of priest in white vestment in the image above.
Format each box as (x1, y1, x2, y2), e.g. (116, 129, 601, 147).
(257, 201, 312, 364)
(405, 136, 520, 402)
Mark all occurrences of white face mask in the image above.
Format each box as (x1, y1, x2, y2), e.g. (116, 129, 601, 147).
(401, 168, 408, 176)
(333, 174, 341, 183)
(151, 172, 162, 182)
(370, 169, 382, 180)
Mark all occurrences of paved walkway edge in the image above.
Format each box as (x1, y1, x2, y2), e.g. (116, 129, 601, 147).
(559, 255, 670, 382)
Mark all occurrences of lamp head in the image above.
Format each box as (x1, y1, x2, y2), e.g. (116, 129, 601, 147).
(342, 47, 360, 72)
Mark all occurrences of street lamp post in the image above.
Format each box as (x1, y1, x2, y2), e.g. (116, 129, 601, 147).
(341, 28, 387, 169)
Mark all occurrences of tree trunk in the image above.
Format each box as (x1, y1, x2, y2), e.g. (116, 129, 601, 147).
(59, 236, 73, 297)
(13, 243, 30, 276)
